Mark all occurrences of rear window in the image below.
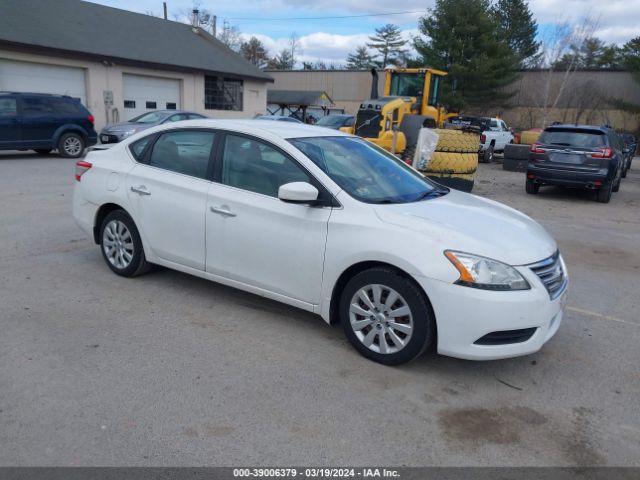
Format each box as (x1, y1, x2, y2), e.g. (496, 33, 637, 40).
(50, 98, 83, 115)
(539, 129, 606, 149)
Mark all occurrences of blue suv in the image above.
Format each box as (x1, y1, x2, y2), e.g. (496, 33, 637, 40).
(0, 92, 97, 158)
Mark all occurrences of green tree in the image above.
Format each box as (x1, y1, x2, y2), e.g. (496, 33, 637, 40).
(367, 24, 407, 67)
(240, 37, 270, 69)
(415, 0, 519, 110)
(621, 36, 640, 74)
(580, 37, 606, 68)
(492, 0, 540, 67)
(345, 46, 376, 70)
(597, 45, 622, 69)
(267, 49, 294, 70)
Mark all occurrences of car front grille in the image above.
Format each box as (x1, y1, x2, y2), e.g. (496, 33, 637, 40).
(354, 110, 381, 139)
(529, 251, 567, 300)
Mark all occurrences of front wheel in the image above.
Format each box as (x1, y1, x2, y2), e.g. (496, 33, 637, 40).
(339, 267, 435, 365)
(58, 132, 85, 158)
(99, 210, 151, 277)
(482, 145, 494, 163)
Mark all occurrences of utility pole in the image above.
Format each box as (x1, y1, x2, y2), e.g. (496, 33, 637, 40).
(212, 15, 217, 37)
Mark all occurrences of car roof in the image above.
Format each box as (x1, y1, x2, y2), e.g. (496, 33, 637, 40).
(545, 124, 610, 133)
(0, 91, 75, 98)
(145, 118, 350, 139)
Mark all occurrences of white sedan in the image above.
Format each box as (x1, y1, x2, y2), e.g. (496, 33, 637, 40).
(73, 119, 568, 365)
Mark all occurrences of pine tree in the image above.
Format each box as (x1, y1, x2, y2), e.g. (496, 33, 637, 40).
(492, 0, 539, 68)
(367, 24, 407, 67)
(415, 0, 519, 110)
(267, 49, 294, 70)
(345, 46, 376, 70)
(240, 37, 270, 69)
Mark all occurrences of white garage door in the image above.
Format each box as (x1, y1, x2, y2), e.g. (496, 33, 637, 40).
(122, 74, 180, 120)
(0, 59, 87, 105)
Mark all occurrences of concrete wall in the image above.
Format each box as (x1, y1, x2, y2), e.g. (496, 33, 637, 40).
(0, 49, 268, 132)
(267, 69, 640, 132)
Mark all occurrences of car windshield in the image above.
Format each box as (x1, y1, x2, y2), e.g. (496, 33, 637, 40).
(289, 136, 447, 204)
(317, 116, 348, 127)
(539, 129, 606, 148)
(130, 112, 169, 124)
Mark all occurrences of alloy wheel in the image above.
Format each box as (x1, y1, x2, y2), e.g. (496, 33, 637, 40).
(102, 220, 134, 269)
(63, 136, 82, 156)
(348, 284, 414, 354)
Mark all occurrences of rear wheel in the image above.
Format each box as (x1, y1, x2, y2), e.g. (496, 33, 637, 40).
(596, 183, 612, 203)
(58, 132, 85, 158)
(525, 180, 540, 194)
(34, 149, 52, 155)
(340, 267, 435, 365)
(612, 175, 621, 192)
(482, 144, 494, 163)
(99, 210, 151, 277)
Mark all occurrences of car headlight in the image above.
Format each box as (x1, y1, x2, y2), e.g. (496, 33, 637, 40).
(120, 129, 137, 138)
(444, 250, 530, 291)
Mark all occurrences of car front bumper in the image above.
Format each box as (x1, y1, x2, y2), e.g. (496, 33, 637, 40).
(416, 264, 568, 360)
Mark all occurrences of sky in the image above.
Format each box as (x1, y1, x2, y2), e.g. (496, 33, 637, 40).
(88, 0, 640, 66)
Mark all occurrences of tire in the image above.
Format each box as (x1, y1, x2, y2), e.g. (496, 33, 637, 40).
(99, 210, 151, 277)
(621, 161, 628, 178)
(426, 152, 477, 174)
(596, 183, 612, 203)
(433, 129, 479, 153)
(482, 144, 494, 163)
(503, 143, 530, 161)
(58, 132, 85, 158)
(525, 180, 540, 194)
(339, 267, 436, 366)
(612, 176, 621, 192)
(33, 149, 52, 155)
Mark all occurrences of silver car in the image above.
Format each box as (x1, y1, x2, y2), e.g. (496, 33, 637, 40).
(99, 110, 207, 143)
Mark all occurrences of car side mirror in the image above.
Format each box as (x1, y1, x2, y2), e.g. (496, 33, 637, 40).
(278, 182, 319, 204)
(622, 147, 630, 154)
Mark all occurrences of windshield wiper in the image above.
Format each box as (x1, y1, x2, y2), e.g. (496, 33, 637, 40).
(414, 188, 448, 201)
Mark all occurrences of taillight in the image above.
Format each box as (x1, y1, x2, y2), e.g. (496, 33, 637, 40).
(590, 147, 613, 158)
(480, 134, 486, 144)
(530, 143, 546, 154)
(88, 114, 95, 125)
(75, 160, 92, 181)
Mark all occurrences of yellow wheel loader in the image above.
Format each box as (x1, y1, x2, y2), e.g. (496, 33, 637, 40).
(342, 68, 481, 192)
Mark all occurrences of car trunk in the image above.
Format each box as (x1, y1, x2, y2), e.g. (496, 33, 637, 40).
(531, 129, 610, 172)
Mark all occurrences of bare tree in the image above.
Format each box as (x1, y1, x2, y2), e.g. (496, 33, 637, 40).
(288, 33, 303, 70)
(218, 20, 243, 52)
(536, 16, 599, 127)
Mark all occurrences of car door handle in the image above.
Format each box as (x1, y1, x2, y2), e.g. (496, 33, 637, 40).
(130, 185, 151, 196)
(210, 205, 236, 217)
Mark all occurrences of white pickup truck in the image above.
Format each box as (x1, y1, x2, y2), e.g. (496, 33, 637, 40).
(480, 118, 514, 162)
(448, 116, 514, 162)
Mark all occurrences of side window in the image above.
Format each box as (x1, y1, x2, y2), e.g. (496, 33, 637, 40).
(50, 98, 81, 115)
(130, 136, 153, 160)
(0, 97, 17, 116)
(221, 134, 311, 197)
(148, 130, 215, 179)
(22, 97, 53, 115)
(489, 120, 499, 131)
(188, 114, 205, 120)
(166, 114, 188, 122)
(501, 121, 508, 131)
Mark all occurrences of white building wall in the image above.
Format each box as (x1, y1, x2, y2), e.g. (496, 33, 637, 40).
(0, 49, 269, 132)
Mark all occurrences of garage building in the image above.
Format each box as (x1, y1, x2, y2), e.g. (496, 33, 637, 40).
(0, 0, 272, 131)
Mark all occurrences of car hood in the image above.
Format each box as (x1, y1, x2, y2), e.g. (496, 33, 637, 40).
(373, 189, 557, 265)
(102, 122, 150, 133)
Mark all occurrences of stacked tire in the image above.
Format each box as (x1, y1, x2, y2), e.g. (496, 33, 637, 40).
(417, 128, 480, 192)
(502, 144, 531, 172)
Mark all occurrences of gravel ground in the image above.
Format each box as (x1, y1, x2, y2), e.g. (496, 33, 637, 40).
(0, 151, 638, 467)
